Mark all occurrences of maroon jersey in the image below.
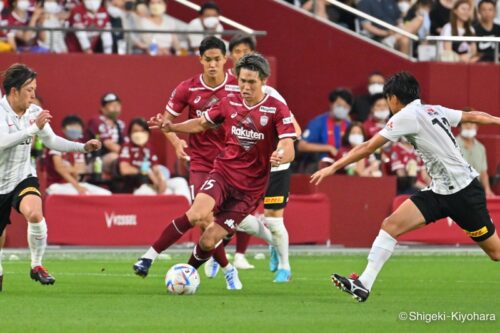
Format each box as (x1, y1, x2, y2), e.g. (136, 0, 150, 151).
(118, 139, 159, 170)
(205, 93, 296, 196)
(45, 149, 85, 187)
(165, 73, 239, 173)
(363, 118, 386, 139)
(389, 142, 424, 176)
(86, 115, 125, 145)
(65, 4, 110, 52)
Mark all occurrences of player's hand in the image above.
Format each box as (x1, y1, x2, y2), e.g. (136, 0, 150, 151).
(310, 165, 337, 185)
(174, 139, 190, 161)
(84, 139, 102, 153)
(270, 148, 284, 167)
(35, 110, 52, 129)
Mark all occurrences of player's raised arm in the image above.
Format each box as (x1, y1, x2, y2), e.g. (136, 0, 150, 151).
(161, 111, 190, 161)
(310, 133, 388, 185)
(461, 111, 500, 126)
(149, 113, 213, 134)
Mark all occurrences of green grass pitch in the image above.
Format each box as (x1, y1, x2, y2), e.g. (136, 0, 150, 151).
(0, 253, 498, 333)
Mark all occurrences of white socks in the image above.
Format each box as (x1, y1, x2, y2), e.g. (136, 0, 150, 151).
(143, 247, 160, 261)
(359, 229, 397, 291)
(237, 215, 273, 245)
(28, 219, 48, 268)
(265, 217, 290, 270)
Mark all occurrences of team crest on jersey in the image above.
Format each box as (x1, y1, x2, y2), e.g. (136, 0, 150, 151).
(259, 106, 276, 114)
(425, 107, 438, 116)
(225, 85, 240, 92)
(260, 115, 269, 126)
(194, 96, 201, 104)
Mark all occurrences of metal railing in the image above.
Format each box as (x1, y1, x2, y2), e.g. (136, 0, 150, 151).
(318, 0, 500, 63)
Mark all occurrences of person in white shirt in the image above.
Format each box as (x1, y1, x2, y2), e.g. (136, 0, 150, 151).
(140, 0, 180, 55)
(187, 2, 224, 52)
(0, 64, 101, 292)
(311, 71, 500, 302)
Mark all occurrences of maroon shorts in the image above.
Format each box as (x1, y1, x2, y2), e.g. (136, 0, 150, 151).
(189, 170, 210, 202)
(199, 172, 261, 233)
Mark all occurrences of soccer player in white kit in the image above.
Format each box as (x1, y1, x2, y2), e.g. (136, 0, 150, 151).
(311, 72, 500, 302)
(0, 64, 101, 291)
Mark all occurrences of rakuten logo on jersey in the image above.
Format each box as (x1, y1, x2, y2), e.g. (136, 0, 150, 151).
(231, 126, 264, 140)
(105, 212, 137, 228)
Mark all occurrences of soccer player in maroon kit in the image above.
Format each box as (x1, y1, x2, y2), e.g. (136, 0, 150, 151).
(133, 37, 243, 288)
(140, 53, 296, 289)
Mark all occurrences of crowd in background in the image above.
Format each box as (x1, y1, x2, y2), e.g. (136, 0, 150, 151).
(284, 0, 500, 62)
(0, 0, 224, 55)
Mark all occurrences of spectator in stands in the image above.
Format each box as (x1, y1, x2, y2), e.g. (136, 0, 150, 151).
(456, 118, 495, 197)
(118, 118, 191, 201)
(298, 88, 352, 166)
(187, 1, 223, 52)
(403, 0, 433, 39)
(65, 0, 113, 53)
(357, 0, 411, 54)
(440, 0, 479, 63)
(302, 0, 357, 30)
(389, 137, 430, 194)
(7, 0, 47, 52)
(37, 0, 68, 53)
(140, 0, 179, 55)
(351, 71, 385, 122)
(0, 1, 16, 52)
(328, 122, 382, 177)
(105, 0, 126, 54)
(430, 0, 454, 35)
(474, 0, 500, 62)
(86, 92, 125, 173)
(363, 93, 390, 139)
(397, 0, 412, 18)
(120, 0, 148, 53)
(46, 115, 111, 195)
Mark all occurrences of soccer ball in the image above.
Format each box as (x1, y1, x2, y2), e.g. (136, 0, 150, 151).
(165, 264, 200, 295)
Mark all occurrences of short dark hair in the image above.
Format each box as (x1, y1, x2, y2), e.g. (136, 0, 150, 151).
(2, 63, 37, 95)
(199, 36, 226, 56)
(478, 0, 496, 8)
(229, 33, 256, 53)
(328, 88, 353, 106)
(370, 93, 386, 107)
(62, 115, 84, 128)
(128, 117, 149, 136)
(199, 1, 220, 15)
(235, 53, 270, 80)
(341, 122, 365, 147)
(383, 71, 420, 105)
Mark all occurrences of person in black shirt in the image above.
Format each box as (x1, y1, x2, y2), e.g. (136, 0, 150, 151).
(474, 0, 500, 62)
(430, 0, 454, 35)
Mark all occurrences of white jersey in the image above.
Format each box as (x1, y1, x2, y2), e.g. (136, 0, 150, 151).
(0, 96, 85, 194)
(379, 99, 478, 195)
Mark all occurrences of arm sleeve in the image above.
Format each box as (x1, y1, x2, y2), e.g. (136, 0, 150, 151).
(302, 118, 322, 143)
(379, 111, 418, 142)
(165, 81, 189, 117)
(39, 124, 86, 153)
(204, 101, 225, 125)
(275, 104, 298, 140)
(439, 106, 462, 127)
(0, 122, 39, 150)
(118, 144, 131, 164)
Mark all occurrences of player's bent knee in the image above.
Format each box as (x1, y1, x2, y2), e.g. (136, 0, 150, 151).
(381, 217, 399, 238)
(199, 236, 216, 251)
(488, 250, 500, 261)
(23, 209, 43, 223)
(186, 210, 208, 225)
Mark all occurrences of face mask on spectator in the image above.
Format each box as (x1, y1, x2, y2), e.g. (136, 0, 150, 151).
(374, 109, 390, 120)
(107, 5, 122, 18)
(44, 1, 61, 14)
(124, 1, 134, 11)
(368, 83, 384, 95)
(0, 1, 4, 12)
(398, 1, 411, 14)
(106, 109, 120, 120)
(131, 131, 149, 146)
(331, 105, 349, 120)
(84, 0, 102, 12)
(349, 134, 364, 146)
(16, 0, 30, 11)
(460, 128, 477, 139)
(64, 128, 83, 140)
(203, 16, 219, 29)
(149, 3, 166, 16)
